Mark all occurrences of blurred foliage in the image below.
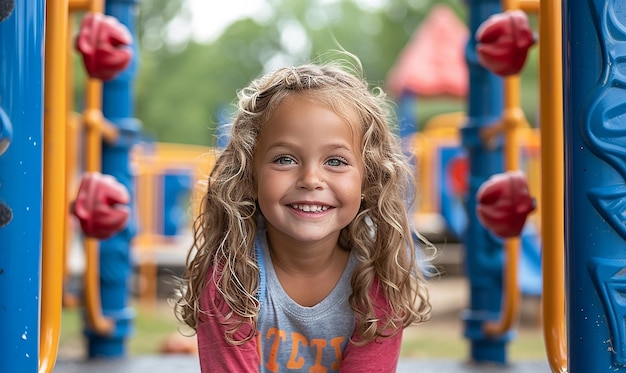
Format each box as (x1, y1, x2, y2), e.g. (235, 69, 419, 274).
(137, 0, 187, 53)
(125, 0, 539, 145)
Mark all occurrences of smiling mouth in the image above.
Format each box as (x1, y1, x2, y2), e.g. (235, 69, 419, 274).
(289, 203, 331, 213)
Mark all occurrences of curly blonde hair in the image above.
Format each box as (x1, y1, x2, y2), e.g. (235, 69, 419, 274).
(175, 55, 432, 345)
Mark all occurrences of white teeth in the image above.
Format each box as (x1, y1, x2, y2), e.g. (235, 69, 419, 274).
(291, 204, 329, 212)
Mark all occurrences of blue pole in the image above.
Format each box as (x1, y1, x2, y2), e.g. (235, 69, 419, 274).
(563, 1, 626, 371)
(0, 1, 45, 371)
(461, 0, 512, 364)
(85, 0, 141, 358)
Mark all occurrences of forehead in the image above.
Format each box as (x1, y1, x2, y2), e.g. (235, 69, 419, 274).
(266, 93, 362, 140)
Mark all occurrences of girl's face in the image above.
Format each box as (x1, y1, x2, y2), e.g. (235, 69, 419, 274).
(253, 95, 365, 248)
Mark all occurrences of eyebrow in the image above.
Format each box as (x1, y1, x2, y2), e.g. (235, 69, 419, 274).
(266, 141, 356, 153)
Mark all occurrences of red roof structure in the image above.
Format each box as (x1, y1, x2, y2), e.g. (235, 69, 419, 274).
(386, 4, 469, 98)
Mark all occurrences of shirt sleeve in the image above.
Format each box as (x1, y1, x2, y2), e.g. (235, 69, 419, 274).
(197, 272, 260, 373)
(339, 281, 403, 373)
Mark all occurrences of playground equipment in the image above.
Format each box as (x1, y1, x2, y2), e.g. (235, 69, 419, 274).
(469, 2, 566, 371)
(71, 0, 139, 361)
(395, 2, 543, 364)
(0, 1, 140, 371)
(468, 1, 538, 358)
(131, 142, 215, 306)
(2, 0, 626, 372)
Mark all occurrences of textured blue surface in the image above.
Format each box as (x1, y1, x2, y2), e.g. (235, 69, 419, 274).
(563, 0, 626, 371)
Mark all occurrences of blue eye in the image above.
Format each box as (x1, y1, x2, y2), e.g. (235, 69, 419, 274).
(326, 157, 348, 167)
(273, 155, 296, 165)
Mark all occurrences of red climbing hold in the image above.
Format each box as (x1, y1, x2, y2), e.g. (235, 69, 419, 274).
(475, 10, 535, 77)
(76, 12, 133, 81)
(72, 172, 130, 240)
(476, 170, 535, 238)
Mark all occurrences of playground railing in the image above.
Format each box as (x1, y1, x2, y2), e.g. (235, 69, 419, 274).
(131, 142, 216, 306)
(412, 112, 541, 238)
(40, 1, 69, 372)
(482, 0, 536, 338)
(538, 0, 567, 371)
(72, 0, 116, 336)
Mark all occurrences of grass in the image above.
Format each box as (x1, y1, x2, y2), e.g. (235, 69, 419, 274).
(401, 320, 547, 361)
(129, 302, 181, 354)
(59, 300, 182, 358)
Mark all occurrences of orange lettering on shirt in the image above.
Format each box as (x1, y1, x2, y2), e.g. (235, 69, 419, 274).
(309, 339, 328, 373)
(329, 336, 344, 370)
(265, 327, 286, 373)
(286, 332, 308, 369)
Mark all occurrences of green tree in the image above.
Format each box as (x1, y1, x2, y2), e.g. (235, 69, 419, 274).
(137, 0, 188, 53)
(135, 0, 468, 145)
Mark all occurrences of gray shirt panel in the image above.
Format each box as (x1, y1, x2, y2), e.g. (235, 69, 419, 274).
(257, 230, 357, 373)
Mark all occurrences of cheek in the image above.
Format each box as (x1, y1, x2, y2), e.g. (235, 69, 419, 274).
(255, 172, 282, 204)
(338, 175, 364, 204)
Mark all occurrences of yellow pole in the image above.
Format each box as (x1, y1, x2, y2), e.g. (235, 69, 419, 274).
(514, 0, 539, 12)
(414, 134, 434, 214)
(81, 0, 114, 335)
(40, 0, 69, 372)
(539, 0, 567, 371)
(483, 0, 533, 336)
(68, 0, 90, 11)
(483, 79, 526, 336)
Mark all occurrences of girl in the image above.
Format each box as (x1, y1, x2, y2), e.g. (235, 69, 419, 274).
(175, 56, 432, 372)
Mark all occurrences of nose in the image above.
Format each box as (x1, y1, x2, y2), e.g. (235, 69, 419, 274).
(297, 165, 324, 190)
